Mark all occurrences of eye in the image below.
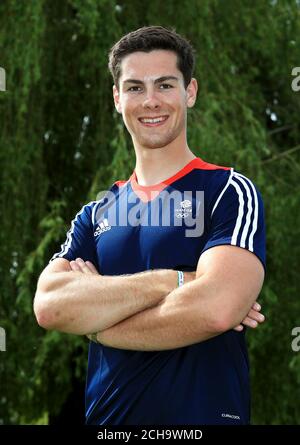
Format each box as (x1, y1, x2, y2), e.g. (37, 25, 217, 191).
(127, 86, 143, 92)
(159, 83, 173, 89)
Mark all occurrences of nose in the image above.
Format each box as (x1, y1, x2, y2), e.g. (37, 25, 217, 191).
(142, 88, 161, 109)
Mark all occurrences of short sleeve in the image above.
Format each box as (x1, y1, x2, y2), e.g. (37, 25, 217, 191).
(50, 202, 97, 265)
(202, 171, 266, 270)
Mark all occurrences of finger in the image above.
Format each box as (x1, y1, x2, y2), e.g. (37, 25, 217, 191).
(246, 309, 265, 323)
(70, 260, 82, 272)
(233, 325, 244, 332)
(75, 258, 94, 274)
(252, 302, 261, 311)
(85, 261, 99, 274)
(242, 316, 258, 328)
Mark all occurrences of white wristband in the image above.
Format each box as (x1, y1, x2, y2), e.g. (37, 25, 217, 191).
(177, 270, 184, 287)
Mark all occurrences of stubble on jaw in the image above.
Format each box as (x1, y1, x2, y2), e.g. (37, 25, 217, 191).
(134, 131, 176, 150)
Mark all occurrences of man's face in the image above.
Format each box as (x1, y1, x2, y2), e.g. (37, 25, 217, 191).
(113, 50, 197, 150)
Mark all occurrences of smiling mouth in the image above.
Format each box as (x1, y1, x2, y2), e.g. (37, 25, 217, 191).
(138, 115, 169, 127)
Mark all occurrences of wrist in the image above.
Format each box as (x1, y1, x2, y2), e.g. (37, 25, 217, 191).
(158, 269, 178, 295)
(177, 270, 184, 287)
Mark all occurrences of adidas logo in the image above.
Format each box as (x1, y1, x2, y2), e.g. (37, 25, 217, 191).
(94, 218, 111, 237)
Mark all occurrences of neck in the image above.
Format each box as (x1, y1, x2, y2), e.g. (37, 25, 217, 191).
(133, 136, 196, 186)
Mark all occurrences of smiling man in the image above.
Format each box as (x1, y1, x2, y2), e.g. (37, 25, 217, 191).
(34, 26, 266, 425)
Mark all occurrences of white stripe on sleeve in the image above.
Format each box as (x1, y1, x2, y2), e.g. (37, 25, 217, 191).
(230, 179, 245, 247)
(232, 175, 253, 248)
(234, 173, 259, 252)
(211, 168, 234, 217)
(211, 170, 259, 252)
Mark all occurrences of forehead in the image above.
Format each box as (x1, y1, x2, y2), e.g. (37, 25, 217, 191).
(119, 50, 182, 82)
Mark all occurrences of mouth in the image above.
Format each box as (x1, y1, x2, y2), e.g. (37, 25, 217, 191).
(138, 115, 169, 127)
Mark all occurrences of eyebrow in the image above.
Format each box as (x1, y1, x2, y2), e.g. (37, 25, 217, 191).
(123, 76, 179, 85)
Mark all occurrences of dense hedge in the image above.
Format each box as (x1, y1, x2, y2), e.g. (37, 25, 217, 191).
(0, 0, 299, 424)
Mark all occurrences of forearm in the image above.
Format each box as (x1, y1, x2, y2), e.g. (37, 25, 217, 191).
(34, 267, 177, 335)
(92, 249, 264, 351)
(93, 277, 222, 351)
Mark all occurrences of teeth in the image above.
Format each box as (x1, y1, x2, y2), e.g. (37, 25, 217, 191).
(140, 117, 166, 123)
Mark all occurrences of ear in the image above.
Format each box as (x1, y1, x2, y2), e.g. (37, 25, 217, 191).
(186, 78, 198, 108)
(113, 85, 122, 113)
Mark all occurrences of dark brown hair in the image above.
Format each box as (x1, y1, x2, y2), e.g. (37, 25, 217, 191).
(108, 26, 195, 89)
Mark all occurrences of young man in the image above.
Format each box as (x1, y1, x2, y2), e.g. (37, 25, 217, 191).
(34, 26, 266, 425)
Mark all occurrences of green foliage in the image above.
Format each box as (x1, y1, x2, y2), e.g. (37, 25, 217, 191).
(0, 0, 299, 424)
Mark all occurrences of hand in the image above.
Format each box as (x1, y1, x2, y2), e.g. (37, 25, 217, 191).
(69, 258, 102, 343)
(69, 258, 99, 274)
(233, 301, 265, 331)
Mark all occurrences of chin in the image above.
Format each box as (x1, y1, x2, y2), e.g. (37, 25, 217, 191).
(143, 142, 169, 149)
(137, 135, 176, 150)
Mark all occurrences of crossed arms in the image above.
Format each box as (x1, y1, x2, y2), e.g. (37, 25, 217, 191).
(34, 244, 265, 351)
